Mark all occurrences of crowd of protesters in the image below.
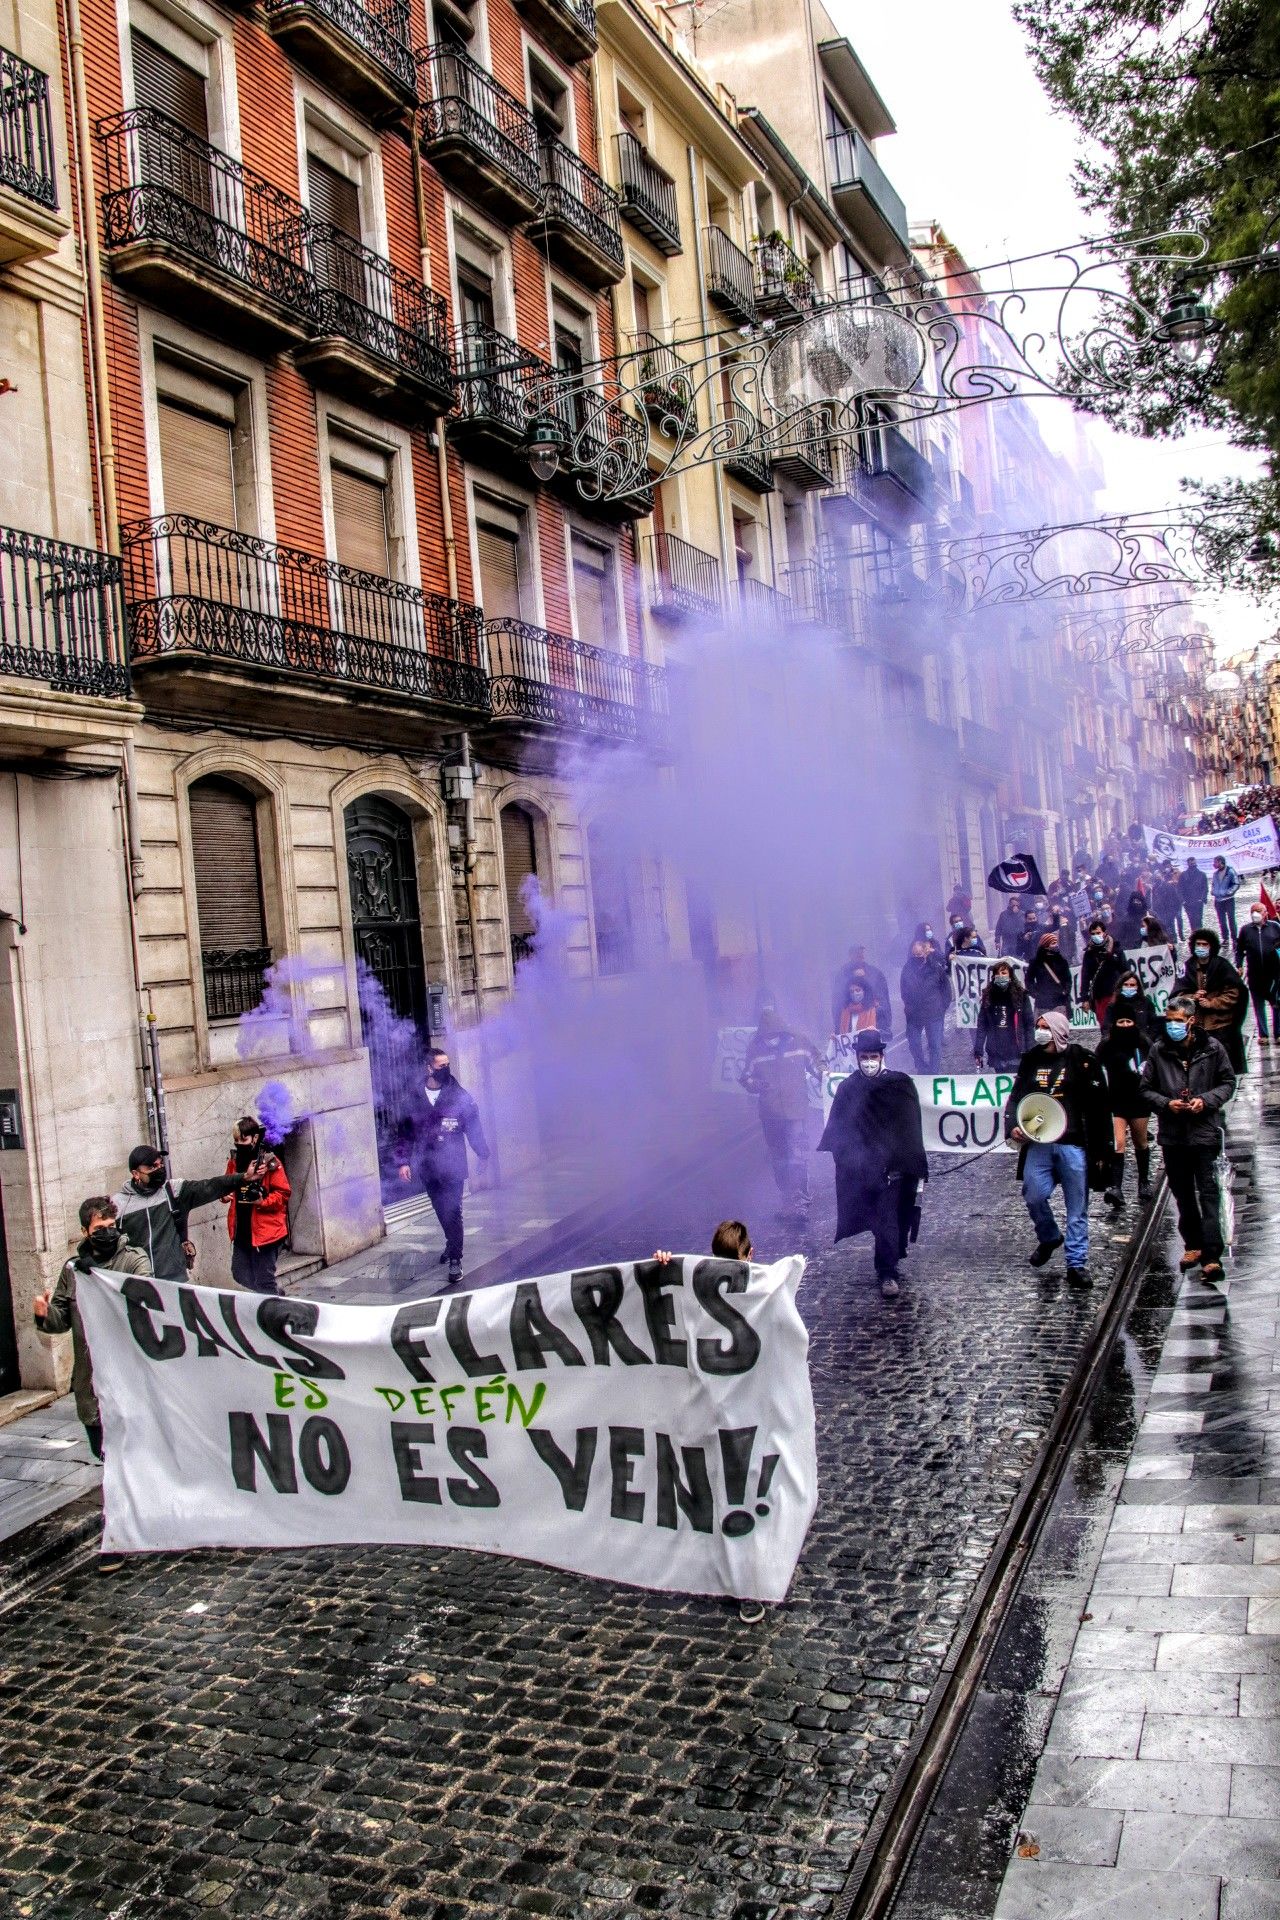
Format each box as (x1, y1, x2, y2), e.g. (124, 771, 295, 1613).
(1194, 784, 1280, 833)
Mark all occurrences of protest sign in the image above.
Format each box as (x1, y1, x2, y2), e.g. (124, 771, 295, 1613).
(1145, 816, 1280, 876)
(953, 955, 1025, 1030)
(953, 946, 1175, 1032)
(712, 1027, 755, 1096)
(822, 1070, 1016, 1151)
(78, 1259, 817, 1603)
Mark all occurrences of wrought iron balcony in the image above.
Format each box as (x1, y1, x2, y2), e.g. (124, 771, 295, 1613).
(417, 45, 542, 224)
(866, 421, 932, 512)
(202, 945, 271, 1021)
(704, 225, 756, 327)
(263, 0, 416, 119)
(0, 47, 60, 262)
(1, 523, 130, 698)
(722, 402, 772, 492)
(615, 129, 679, 255)
(959, 715, 1005, 776)
(485, 618, 668, 745)
(513, 0, 596, 65)
(550, 383, 652, 519)
(533, 137, 623, 289)
(296, 219, 453, 414)
(452, 320, 547, 450)
(648, 531, 721, 622)
(769, 407, 836, 490)
(122, 516, 489, 729)
(826, 126, 909, 260)
(97, 109, 321, 346)
(752, 235, 819, 323)
(738, 576, 788, 625)
(634, 332, 694, 433)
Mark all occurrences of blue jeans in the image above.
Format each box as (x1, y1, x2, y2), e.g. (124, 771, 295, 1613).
(1022, 1141, 1089, 1267)
(906, 1015, 944, 1073)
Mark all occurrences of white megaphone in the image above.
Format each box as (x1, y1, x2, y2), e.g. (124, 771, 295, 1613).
(1016, 1092, 1068, 1143)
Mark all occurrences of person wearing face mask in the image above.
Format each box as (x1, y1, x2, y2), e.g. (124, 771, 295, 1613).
(1210, 855, 1241, 942)
(900, 938, 952, 1073)
(1172, 927, 1249, 1074)
(973, 963, 1033, 1070)
(1153, 862, 1184, 944)
(1235, 902, 1280, 1043)
(1140, 997, 1236, 1282)
(1025, 929, 1073, 1016)
(1179, 857, 1209, 932)
(1016, 908, 1046, 964)
(223, 1116, 291, 1296)
(1113, 890, 1148, 954)
(1003, 1009, 1111, 1287)
(819, 1031, 927, 1300)
(946, 917, 985, 962)
(33, 1197, 152, 1488)
(397, 1048, 491, 1286)
(1096, 1011, 1153, 1205)
(910, 920, 944, 960)
(1080, 918, 1127, 1029)
(993, 898, 1027, 958)
(114, 1145, 245, 1281)
(1102, 969, 1158, 1044)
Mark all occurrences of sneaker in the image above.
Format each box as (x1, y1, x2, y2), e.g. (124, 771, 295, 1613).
(1029, 1236, 1064, 1268)
(1066, 1266, 1092, 1289)
(96, 1554, 125, 1576)
(447, 1261, 464, 1288)
(880, 1275, 900, 1299)
(1102, 1188, 1123, 1210)
(738, 1599, 765, 1624)
(1178, 1250, 1202, 1272)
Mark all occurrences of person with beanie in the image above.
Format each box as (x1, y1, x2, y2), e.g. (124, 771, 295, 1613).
(1080, 917, 1127, 1029)
(1172, 927, 1249, 1074)
(1025, 929, 1073, 1015)
(1003, 1009, 1111, 1287)
(1097, 1008, 1154, 1206)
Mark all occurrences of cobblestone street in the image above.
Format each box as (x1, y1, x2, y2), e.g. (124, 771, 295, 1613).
(0, 1045, 1155, 1920)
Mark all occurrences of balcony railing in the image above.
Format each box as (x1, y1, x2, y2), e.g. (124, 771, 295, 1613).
(1, 524, 130, 698)
(98, 109, 322, 336)
(752, 235, 819, 322)
(417, 44, 541, 221)
(306, 219, 452, 401)
(769, 407, 836, 489)
(535, 136, 624, 285)
(263, 0, 416, 110)
(738, 576, 788, 625)
(648, 531, 721, 621)
(867, 421, 932, 505)
(722, 401, 772, 491)
(634, 331, 694, 430)
(704, 225, 756, 326)
(513, 0, 596, 64)
(826, 126, 909, 253)
(486, 618, 667, 742)
(203, 945, 271, 1021)
(1, 46, 57, 212)
(614, 129, 679, 255)
(960, 715, 1005, 775)
(123, 515, 489, 713)
(453, 320, 545, 442)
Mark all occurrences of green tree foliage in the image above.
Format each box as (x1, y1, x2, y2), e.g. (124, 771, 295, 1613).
(1015, 0, 1280, 559)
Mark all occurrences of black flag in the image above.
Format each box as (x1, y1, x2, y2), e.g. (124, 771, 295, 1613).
(988, 853, 1047, 895)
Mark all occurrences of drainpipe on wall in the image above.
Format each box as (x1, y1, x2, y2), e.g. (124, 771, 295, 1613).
(687, 148, 731, 583)
(63, 0, 118, 560)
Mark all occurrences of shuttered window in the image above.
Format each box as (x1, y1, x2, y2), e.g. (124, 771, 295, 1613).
(190, 777, 267, 949)
(330, 458, 391, 578)
(133, 32, 209, 136)
(158, 396, 237, 528)
(501, 805, 539, 943)
(476, 514, 522, 620)
(308, 154, 366, 306)
(308, 155, 361, 236)
(571, 534, 618, 650)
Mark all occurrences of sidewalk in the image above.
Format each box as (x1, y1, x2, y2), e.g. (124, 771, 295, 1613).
(994, 1050, 1280, 1919)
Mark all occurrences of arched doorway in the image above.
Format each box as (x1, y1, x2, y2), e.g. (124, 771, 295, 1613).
(344, 796, 430, 1193)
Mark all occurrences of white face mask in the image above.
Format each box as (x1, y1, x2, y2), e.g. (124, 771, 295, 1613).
(1035, 1028, 1051, 1047)
(858, 1056, 885, 1077)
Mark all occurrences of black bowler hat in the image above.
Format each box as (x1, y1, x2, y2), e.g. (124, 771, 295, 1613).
(854, 1030, 886, 1056)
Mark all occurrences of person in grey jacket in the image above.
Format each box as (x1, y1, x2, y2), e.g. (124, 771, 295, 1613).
(1210, 855, 1241, 942)
(114, 1144, 244, 1280)
(34, 1196, 151, 1461)
(1139, 996, 1236, 1283)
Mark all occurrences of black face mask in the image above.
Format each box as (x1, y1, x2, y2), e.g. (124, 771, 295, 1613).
(87, 1226, 121, 1259)
(137, 1167, 166, 1194)
(235, 1139, 262, 1171)
(428, 1067, 452, 1089)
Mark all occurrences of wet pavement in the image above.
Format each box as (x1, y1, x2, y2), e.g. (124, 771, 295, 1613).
(0, 1032, 1157, 1920)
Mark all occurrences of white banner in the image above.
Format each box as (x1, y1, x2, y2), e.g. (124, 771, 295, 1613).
(954, 945, 1177, 1032)
(78, 1261, 817, 1604)
(711, 1026, 755, 1095)
(1145, 816, 1280, 875)
(822, 1070, 1017, 1151)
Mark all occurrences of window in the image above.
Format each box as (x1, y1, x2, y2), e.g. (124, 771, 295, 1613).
(732, 512, 758, 584)
(309, 152, 365, 304)
(189, 775, 269, 1020)
(155, 352, 258, 538)
(329, 433, 392, 577)
(632, 280, 652, 336)
(453, 220, 508, 337)
(529, 58, 568, 142)
(501, 803, 540, 966)
(588, 822, 635, 975)
(474, 494, 526, 619)
(132, 29, 212, 212)
(571, 532, 618, 649)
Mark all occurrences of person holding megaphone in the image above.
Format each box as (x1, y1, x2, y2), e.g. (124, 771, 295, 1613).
(1003, 1009, 1112, 1288)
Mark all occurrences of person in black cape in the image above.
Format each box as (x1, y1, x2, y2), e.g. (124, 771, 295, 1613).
(818, 1029, 928, 1301)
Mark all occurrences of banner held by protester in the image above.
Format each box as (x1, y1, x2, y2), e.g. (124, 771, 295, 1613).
(77, 1259, 817, 1604)
(824, 1071, 1017, 1151)
(1145, 817, 1280, 875)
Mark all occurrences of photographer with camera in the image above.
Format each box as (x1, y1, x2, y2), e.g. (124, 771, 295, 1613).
(224, 1115, 292, 1295)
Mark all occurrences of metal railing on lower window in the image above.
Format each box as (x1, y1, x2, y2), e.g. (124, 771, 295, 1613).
(416, 44, 541, 201)
(202, 946, 271, 1021)
(0, 523, 130, 696)
(1, 45, 57, 211)
(704, 224, 756, 322)
(538, 137, 623, 272)
(455, 320, 547, 437)
(486, 617, 667, 741)
(310, 219, 452, 390)
(122, 515, 489, 712)
(264, 0, 416, 97)
(614, 129, 679, 253)
(633, 331, 694, 428)
(649, 531, 722, 617)
(752, 235, 819, 316)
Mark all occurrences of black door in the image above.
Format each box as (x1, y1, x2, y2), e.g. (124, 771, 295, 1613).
(0, 1188, 19, 1398)
(345, 798, 431, 1194)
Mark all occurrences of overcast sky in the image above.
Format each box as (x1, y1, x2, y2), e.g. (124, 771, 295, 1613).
(835, 0, 1272, 655)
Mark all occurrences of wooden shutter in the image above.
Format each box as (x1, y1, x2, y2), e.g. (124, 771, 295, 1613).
(132, 33, 209, 137)
(572, 535, 617, 650)
(158, 398, 236, 528)
(308, 156, 361, 237)
(189, 778, 266, 949)
(330, 461, 390, 577)
(632, 282, 651, 335)
(502, 805, 538, 937)
(476, 519, 522, 620)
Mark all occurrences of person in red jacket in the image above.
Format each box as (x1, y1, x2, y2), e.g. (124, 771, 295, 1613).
(224, 1115, 291, 1295)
